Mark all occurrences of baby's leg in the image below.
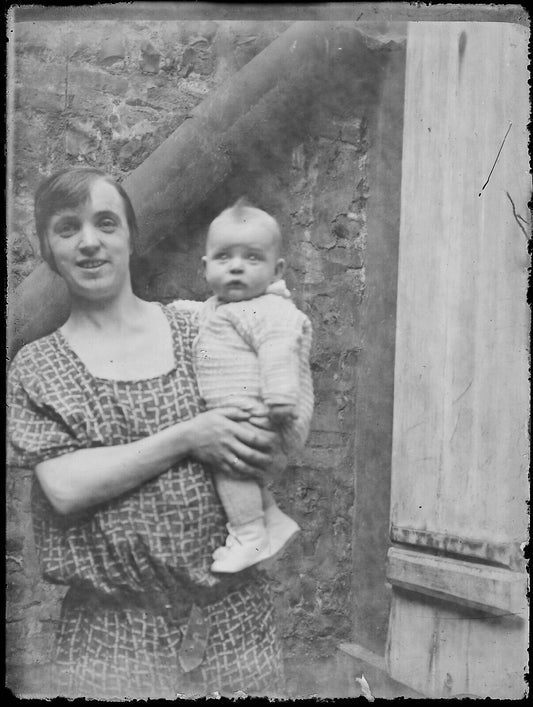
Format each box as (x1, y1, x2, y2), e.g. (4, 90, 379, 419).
(216, 475, 264, 527)
(211, 475, 269, 573)
(260, 486, 276, 510)
(259, 487, 301, 561)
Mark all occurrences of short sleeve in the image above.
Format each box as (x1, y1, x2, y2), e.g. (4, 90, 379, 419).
(167, 299, 203, 316)
(7, 358, 82, 469)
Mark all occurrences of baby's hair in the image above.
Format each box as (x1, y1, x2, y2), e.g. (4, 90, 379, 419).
(230, 196, 253, 213)
(208, 197, 282, 252)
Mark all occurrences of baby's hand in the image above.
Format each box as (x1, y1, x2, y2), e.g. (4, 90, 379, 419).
(268, 403, 298, 426)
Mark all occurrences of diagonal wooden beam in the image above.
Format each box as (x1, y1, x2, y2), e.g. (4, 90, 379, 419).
(8, 21, 384, 355)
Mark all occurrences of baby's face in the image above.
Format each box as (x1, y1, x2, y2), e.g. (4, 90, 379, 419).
(203, 219, 284, 302)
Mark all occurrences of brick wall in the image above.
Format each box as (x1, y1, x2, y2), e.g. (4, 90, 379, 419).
(7, 18, 402, 698)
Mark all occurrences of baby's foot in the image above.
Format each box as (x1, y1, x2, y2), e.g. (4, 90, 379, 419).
(211, 520, 271, 573)
(264, 505, 300, 559)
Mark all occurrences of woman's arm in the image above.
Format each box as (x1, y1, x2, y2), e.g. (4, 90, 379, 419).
(36, 409, 279, 516)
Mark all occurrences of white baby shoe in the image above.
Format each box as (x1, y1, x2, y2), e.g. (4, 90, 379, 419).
(211, 519, 271, 573)
(264, 504, 301, 558)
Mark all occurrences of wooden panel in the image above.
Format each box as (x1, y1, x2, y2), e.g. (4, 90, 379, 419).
(386, 22, 529, 698)
(339, 642, 387, 673)
(386, 547, 527, 616)
(390, 525, 523, 571)
(386, 590, 527, 698)
(391, 21, 529, 548)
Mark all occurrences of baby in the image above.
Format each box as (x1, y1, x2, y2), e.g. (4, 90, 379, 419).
(191, 198, 314, 573)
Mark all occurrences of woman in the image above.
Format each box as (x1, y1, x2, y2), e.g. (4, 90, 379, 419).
(7, 168, 285, 698)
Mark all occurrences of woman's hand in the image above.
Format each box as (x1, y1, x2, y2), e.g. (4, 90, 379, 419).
(33, 407, 287, 516)
(189, 408, 285, 483)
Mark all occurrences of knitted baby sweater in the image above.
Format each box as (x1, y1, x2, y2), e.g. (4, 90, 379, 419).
(172, 282, 314, 454)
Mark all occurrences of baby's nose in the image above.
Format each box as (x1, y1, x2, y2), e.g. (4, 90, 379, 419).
(229, 257, 244, 271)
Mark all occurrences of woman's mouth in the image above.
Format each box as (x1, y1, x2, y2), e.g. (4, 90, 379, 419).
(78, 260, 107, 269)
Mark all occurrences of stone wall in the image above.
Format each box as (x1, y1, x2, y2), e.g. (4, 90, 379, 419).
(8, 19, 290, 289)
(7, 18, 404, 698)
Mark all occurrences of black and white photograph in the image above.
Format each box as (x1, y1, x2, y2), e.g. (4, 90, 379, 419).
(6, 2, 529, 700)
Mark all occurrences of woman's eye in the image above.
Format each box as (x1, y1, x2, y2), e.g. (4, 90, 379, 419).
(54, 221, 78, 237)
(98, 218, 117, 232)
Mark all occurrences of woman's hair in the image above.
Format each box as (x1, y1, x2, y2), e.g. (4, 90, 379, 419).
(34, 167, 138, 272)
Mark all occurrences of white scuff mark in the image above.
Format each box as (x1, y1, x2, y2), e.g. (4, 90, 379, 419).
(6, 554, 23, 567)
(356, 674, 375, 702)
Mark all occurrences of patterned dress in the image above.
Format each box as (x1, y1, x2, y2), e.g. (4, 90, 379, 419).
(7, 304, 284, 699)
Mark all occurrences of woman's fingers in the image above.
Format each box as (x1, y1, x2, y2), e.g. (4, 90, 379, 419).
(219, 458, 268, 482)
(215, 407, 253, 422)
(196, 409, 279, 452)
(228, 438, 272, 471)
(198, 412, 275, 453)
(247, 414, 273, 430)
(220, 451, 274, 482)
(231, 420, 278, 453)
(189, 409, 284, 481)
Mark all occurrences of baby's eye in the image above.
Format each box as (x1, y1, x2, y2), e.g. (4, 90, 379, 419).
(215, 253, 228, 261)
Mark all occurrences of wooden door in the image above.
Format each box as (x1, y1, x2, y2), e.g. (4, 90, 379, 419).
(387, 22, 529, 698)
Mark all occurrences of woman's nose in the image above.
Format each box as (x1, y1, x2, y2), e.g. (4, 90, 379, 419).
(78, 224, 101, 251)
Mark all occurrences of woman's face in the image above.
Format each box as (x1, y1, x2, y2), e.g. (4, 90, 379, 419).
(45, 179, 132, 302)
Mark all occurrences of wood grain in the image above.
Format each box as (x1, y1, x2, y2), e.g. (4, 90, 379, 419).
(391, 21, 529, 559)
(386, 546, 527, 616)
(387, 21, 529, 698)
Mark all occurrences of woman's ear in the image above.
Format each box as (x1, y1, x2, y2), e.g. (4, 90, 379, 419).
(274, 258, 286, 280)
(201, 256, 207, 272)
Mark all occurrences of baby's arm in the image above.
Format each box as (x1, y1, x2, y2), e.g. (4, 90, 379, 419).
(268, 403, 298, 426)
(223, 297, 307, 427)
(254, 309, 304, 426)
(254, 306, 313, 442)
(259, 339, 300, 428)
